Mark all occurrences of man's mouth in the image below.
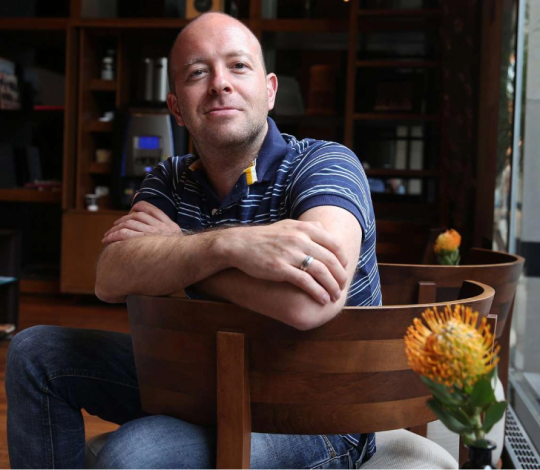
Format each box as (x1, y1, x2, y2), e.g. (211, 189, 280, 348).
(205, 107, 239, 116)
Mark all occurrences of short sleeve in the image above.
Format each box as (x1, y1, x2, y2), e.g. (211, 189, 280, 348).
(288, 143, 375, 236)
(132, 157, 181, 221)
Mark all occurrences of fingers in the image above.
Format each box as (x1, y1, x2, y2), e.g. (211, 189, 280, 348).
(296, 221, 348, 268)
(300, 257, 343, 302)
(283, 266, 332, 306)
(103, 219, 160, 239)
(131, 201, 176, 226)
(306, 244, 348, 291)
(102, 228, 146, 245)
(114, 211, 166, 228)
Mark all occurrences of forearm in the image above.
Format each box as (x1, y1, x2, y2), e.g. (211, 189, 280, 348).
(95, 232, 229, 303)
(191, 269, 348, 330)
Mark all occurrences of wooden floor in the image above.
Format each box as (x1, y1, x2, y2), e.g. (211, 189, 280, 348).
(0, 295, 131, 469)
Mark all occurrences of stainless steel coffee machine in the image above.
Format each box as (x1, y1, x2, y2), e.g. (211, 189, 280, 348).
(113, 106, 187, 208)
(122, 108, 174, 178)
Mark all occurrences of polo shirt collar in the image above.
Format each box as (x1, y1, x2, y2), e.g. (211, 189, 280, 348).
(255, 117, 288, 182)
(187, 117, 288, 207)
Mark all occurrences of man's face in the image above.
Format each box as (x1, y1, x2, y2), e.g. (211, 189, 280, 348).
(167, 16, 277, 150)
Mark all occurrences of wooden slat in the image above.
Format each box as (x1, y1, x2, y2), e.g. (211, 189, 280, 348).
(249, 369, 428, 405)
(418, 281, 436, 304)
(217, 332, 251, 469)
(250, 397, 435, 434)
(128, 294, 494, 342)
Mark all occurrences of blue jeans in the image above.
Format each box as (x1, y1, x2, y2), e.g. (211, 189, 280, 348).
(6, 326, 370, 469)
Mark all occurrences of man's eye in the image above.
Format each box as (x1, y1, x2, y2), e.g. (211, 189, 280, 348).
(189, 69, 206, 78)
(232, 63, 247, 70)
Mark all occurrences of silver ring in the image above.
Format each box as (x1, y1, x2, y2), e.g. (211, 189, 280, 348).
(300, 255, 314, 272)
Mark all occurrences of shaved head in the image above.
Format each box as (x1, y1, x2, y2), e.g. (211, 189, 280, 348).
(168, 12, 266, 94)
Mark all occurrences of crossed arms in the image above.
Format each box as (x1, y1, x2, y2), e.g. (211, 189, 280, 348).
(95, 201, 362, 330)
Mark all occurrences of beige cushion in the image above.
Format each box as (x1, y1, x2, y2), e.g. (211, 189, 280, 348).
(361, 429, 458, 469)
(85, 432, 112, 469)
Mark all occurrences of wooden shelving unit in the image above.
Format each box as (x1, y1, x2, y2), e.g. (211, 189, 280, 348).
(89, 79, 116, 91)
(352, 113, 441, 121)
(0, 189, 62, 204)
(88, 162, 112, 174)
(0, 0, 488, 293)
(0, 18, 68, 30)
(86, 121, 114, 132)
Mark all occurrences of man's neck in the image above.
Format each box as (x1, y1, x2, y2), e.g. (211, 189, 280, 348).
(194, 122, 268, 201)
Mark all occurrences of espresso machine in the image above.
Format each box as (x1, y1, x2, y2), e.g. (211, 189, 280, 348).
(113, 57, 188, 208)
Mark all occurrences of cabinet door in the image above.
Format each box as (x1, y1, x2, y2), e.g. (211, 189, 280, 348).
(61, 212, 124, 294)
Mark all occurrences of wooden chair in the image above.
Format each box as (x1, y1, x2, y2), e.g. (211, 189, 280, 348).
(122, 280, 494, 469)
(378, 248, 524, 392)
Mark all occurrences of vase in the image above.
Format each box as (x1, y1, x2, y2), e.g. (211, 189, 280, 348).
(461, 441, 497, 469)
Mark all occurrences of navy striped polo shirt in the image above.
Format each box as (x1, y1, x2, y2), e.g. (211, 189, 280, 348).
(133, 117, 380, 460)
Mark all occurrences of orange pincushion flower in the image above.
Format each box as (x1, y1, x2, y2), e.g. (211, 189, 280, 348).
(434, 229, 462, 254)
(404, 305, 499, 389)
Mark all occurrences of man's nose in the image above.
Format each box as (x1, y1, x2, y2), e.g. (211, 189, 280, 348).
(208, 67, 233, 95)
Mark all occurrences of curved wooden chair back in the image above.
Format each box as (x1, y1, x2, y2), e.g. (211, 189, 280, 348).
(127, 280, 494, 469)
(378, 248, 524, 390)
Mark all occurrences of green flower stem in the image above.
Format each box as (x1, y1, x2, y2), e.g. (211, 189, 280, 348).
(472, 409, 486, 443)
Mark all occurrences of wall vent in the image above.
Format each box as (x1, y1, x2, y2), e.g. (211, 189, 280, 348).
(505, 405, 540, 469)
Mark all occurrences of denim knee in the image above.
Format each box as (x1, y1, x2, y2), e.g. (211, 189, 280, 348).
(94, 415, 216, 469)
(6, 325, 60, 390)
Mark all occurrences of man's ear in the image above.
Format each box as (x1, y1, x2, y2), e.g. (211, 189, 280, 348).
(266, 73, 278, 111)
(167, 92, 185, 127)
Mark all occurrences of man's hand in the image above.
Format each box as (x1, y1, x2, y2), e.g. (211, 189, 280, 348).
(102, 201, 181, 245)
(219, 219, 348, 306)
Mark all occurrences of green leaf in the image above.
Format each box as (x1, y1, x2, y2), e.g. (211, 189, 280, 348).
(483, 401, 508, 433)
(427, 398, 473, 434)
(421, 376, 464, 406)
(487, 365, 498, 382)
(471, 378, 495, 408)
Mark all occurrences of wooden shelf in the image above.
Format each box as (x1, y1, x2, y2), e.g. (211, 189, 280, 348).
(365, 169, 440, 178)
(20, 278, 60, 295)
(87, 121, 114, 133)
(358, 9, 443, 18)
(67, 209, 127, 216)
(353, 113, 441, 121)
(261, 19, 348, 32)
(273, 114, 344, 126)
(0, 189, 62, 204)
(89, 79, 116, 91)
(356, 60, 441, 68)
(74, 18, 190, 29)
(89, 162, 112, 174)
(0, 18, 68, 30)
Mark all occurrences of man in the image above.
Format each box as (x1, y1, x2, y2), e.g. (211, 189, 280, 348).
(6, 12, 380, 469)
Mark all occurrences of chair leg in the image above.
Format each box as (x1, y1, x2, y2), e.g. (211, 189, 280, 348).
(216, 331, 252, 469)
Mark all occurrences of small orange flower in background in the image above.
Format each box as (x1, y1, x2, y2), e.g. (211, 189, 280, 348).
(434, 229, 462, 254)
(405, 305, 499, 390)
(434, 229, 462, 265)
